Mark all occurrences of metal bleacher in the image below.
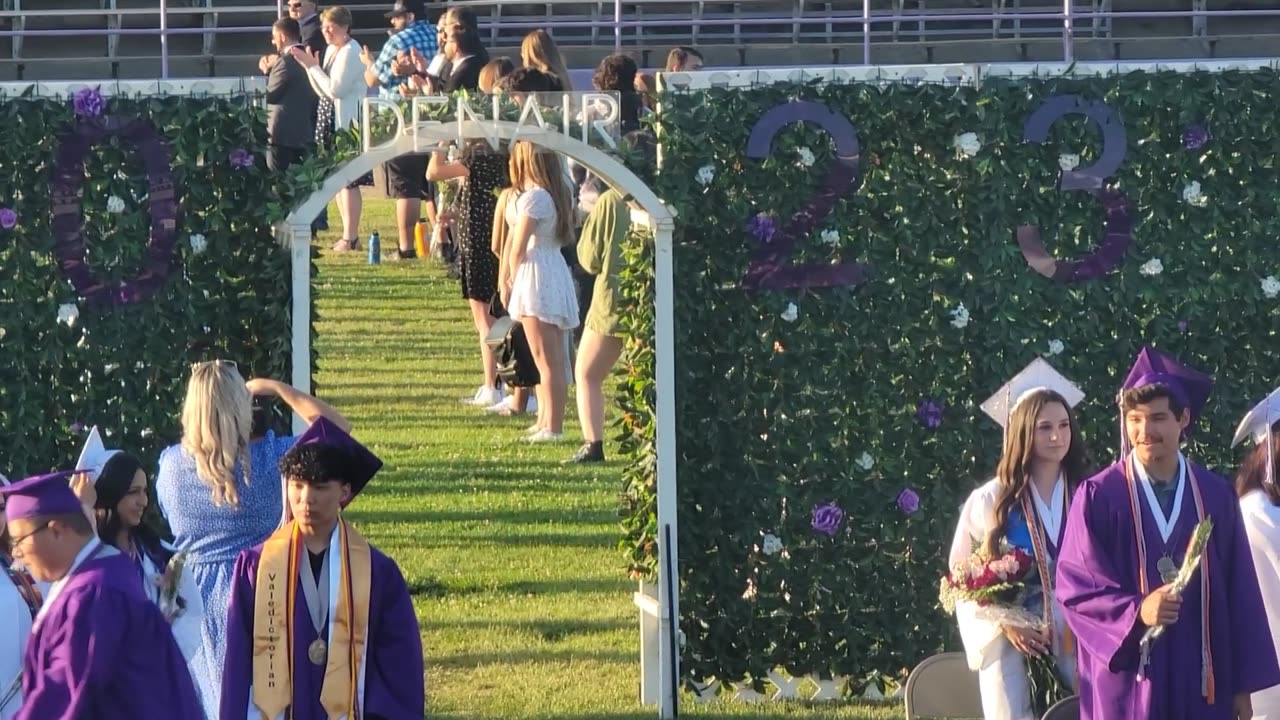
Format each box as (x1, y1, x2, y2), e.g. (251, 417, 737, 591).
(0, 0, 1277, 81)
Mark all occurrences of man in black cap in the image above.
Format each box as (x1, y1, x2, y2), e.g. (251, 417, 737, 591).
(360, 0, 441, 260)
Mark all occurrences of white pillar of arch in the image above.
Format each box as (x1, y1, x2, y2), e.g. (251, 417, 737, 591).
(281, 120, 681, 719)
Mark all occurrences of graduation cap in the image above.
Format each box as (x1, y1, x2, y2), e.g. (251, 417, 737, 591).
(74, 426, 121, 485)
(0, 471, 83, 521)
(1118, 346, 1214, 455)
(280, 418, 382, 523)
(1232, 386, 1280, 487)
(980, 357, 1086, 432)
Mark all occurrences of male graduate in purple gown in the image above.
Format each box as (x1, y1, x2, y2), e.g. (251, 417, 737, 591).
(1056, 346, 1280, 720)
(1, 471, 202, 720)
(221, 418, 424, 720)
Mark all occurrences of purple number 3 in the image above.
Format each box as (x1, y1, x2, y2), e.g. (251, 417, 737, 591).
(741, 101, 867, 290)
(1017, 95, 1132, 283)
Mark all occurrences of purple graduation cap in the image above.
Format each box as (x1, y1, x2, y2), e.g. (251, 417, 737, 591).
(1118, 346, 1215, 456)
(0, 471, 83, 521)
(280, 418, 382, 524)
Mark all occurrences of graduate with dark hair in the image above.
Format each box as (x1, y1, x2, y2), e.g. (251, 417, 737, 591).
(1, 472, 201, 719)
(75, 428, 204, 680)
(221, 418, 423, 719)
(1056, 347, 1280, 720)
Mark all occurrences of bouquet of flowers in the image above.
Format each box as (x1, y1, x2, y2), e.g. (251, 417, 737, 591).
(940, 541, 1069, 716)
(155, 549, 189, 623)
(1139, 517, 1214, 675)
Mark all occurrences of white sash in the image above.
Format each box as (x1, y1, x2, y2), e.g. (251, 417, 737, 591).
(1133, 453, 1187, 543)
(1030, 474, 1065, 547)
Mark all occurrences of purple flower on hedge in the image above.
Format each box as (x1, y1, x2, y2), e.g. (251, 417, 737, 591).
(811, 501, 844, 537)
(916, 399, 944, 429)
(1182, 125, 1209, 151)
(72, 87, 105, 118)
(0, 208, 16, 230)
(897, 488, 921, 515)
(748, 213, 777, 244)
(229, 148, 255, 169)
(1177, 319, 1189, 333)
(69, 421, 85, 434)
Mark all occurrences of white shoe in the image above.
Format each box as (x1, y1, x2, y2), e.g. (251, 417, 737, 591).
(463, 385, 503, 407)
(525, 423, 543, 434)
(526, 429, 565, 443)
(482, 398, 509, 413)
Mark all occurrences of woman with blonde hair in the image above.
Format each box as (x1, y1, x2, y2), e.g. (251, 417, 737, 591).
(154, 360, 348, 718)
(290, 5, 369, 253)
(520, 29, 573, 91)
(500, 141, 579, 441)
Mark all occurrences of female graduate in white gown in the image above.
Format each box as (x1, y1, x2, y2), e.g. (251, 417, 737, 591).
(1232, 391, 1280, 720)
(75, 429, 206, 699)
(948, 364, 1089, 720)
(0, 473, 41, 720)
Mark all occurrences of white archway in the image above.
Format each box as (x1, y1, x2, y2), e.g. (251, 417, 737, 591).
(281, 122, 682, 719)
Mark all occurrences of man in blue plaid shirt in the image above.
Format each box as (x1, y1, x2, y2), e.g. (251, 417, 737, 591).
(360, 0, 439, 259)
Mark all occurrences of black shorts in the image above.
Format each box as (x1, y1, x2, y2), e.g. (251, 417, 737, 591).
(385, 154, 431, 200)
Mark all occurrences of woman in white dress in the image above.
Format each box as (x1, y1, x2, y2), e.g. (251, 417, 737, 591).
(73, 428, 205, 700)
(499, 140, 580, 442)
(290, 5, 366, 250)
(949, 361, 1089, 720)
(1232, 389, 1280, 720)
(0, 472, 41, 720)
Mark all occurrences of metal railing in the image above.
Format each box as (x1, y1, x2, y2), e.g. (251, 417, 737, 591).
(0, 1, 1277, 78)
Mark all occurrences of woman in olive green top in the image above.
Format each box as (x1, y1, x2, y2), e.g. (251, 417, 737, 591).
(569, 185, 630, 463)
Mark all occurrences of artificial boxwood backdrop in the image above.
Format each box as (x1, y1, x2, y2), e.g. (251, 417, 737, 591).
(619, 69, 1280, 691)
(0, 91, 346, 476)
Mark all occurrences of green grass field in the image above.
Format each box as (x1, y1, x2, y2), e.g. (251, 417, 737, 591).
(313, 196, 901, 719)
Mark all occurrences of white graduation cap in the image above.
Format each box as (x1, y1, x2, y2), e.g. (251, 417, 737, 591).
(75, 426, 121, 485)
(1232, 386, 1280, 487)
(980, 357, 1086, 430)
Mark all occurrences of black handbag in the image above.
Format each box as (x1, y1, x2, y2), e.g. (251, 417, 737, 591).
(483, 295, 540, 388)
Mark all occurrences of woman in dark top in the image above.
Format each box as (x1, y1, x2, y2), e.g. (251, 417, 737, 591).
(427, 57, 515, 409)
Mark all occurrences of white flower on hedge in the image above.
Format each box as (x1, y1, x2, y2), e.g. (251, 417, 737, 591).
(1058, 153, 1080, 172)
(761, 533, 784, 556)
(1047, 339, 1065, 356)
(189, 233, 208, 254)
(781, 302, 799, 323)
(819, 229, 840, 247)
(1140, 258, 1164, 277)
(140, 428, 154, 438)
(796, 147, 816, 168)
(953, 132, 981, 158)
(695, 164, 715, 186)
(1182, 181, 1207, 207)
(1262, 275, 1280, 299)
(104, 363, 119, 374)
(57, 302, 79, 327)
(106, 195, 126, 214)
(949, 302, 970, 329)
(855, 452, 874, 471)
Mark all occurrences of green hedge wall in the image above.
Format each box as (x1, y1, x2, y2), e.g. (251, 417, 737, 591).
(621, 69, 1280, 689)
(0, 92, 346, 478)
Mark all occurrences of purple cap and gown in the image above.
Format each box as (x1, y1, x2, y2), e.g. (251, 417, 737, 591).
(220, 419, 424, 720)
(1, 472, 202, 720)
(1055, 347, 1280, 719)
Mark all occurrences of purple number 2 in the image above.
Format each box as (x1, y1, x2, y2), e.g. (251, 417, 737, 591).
(1017, 95, 1132, 283)
(741, 101, 867, 290)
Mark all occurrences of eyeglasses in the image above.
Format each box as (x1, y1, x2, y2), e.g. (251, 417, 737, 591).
(8, 523, 50, 555)
(190, 359, 238, 372)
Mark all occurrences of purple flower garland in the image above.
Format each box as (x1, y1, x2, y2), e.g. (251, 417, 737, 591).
(50, 113, 178, 305)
